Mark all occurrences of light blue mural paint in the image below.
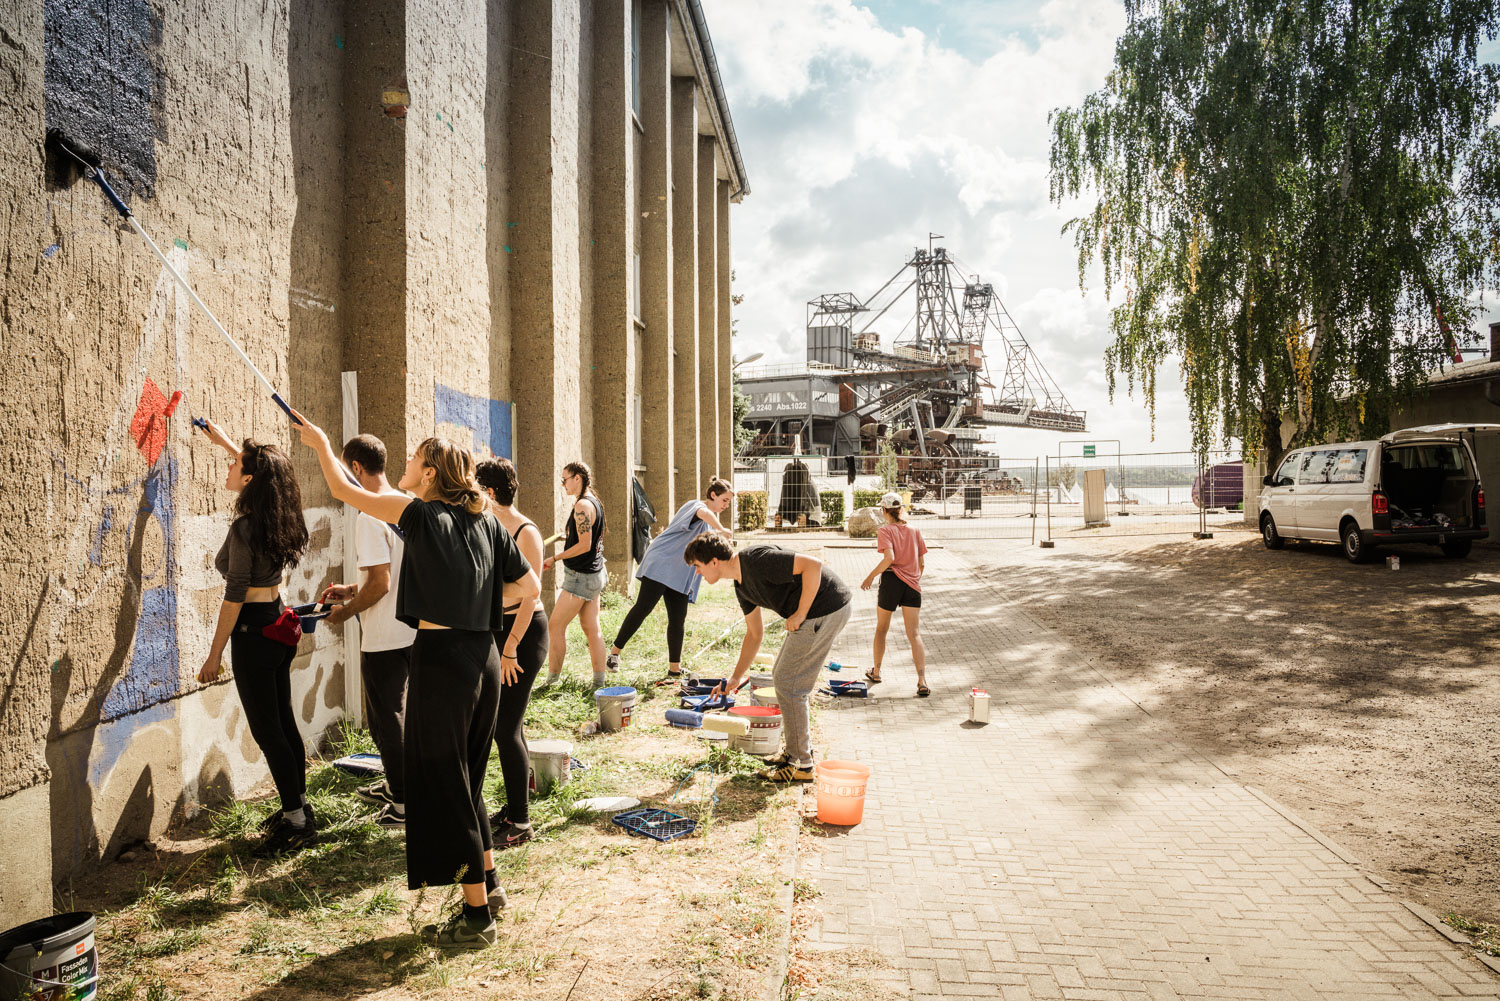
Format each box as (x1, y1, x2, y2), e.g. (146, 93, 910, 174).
(88, 504, 115, 566)
(88, 700, 174, 787)
(433, 382, 512, 458)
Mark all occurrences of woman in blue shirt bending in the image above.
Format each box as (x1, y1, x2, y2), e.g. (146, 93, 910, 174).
(606, 477, 734, 678)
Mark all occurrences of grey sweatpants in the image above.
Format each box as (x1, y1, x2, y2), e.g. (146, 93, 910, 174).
(772, 602, 852, 766)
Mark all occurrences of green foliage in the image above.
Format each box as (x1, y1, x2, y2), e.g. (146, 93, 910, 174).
(1050, 0, 1500, 467)
(876, 438, 898, 491)
(731, 376, 756, 457)
(819, 491, 845, 528)
(853, 489, 884, 511)
(738, 490, 767, 531)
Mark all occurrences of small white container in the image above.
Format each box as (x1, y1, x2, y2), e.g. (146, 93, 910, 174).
(968, 689, 991, 724)
(528, 739, 573, 795)
(1387, 554, 1400, 570)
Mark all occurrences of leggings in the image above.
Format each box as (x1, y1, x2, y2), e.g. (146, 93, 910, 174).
(612, 577, 691, 662)
(230, 600, 306, 811)
(494, 608, 547, 823)
(404, 629, 501, 890)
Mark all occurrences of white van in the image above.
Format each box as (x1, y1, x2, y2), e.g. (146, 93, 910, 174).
(1258, 424, 1495, 562)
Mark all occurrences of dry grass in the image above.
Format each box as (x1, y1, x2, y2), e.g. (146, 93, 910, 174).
(85, 582, 800, 1001)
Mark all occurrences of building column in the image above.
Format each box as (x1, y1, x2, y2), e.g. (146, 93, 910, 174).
(342, 0, 408, 462)
(716, 178, 733, 475)
(639, 0, 674, 521)
(591, 0, 634, 588)
(671, 79, 700, 506)
(696, 135, 719, 480)
(509, 0, 585, 600)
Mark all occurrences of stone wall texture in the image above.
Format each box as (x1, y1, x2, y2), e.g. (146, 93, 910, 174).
(0, 0, 744, 928)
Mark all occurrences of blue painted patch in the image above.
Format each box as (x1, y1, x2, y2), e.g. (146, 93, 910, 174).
(88, 504, 114, 566)
(89, 699, 175, 787)
(433, 382, 511, 458)
(43, 243, 61, 259)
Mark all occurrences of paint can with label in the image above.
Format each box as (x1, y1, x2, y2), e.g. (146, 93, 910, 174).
(527, 739, 573, 796)
(595, 686, 637, 732)
(0, 912, 98, 1001)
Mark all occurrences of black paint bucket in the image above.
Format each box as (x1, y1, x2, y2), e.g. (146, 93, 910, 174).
(0, 912, 97, 1001)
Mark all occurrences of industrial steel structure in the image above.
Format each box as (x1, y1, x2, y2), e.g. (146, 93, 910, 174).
(739, 239, 1086, 476)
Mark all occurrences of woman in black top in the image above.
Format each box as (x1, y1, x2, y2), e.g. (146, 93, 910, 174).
(475, 458, 548, 850)
(539, 461, 609, 688)
(196, 420, 311, 857)
(293, 410, 540, 951)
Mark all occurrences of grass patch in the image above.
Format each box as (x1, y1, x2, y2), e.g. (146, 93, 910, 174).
(92, 578, 800, 1001)
(1446, 912, 1500, 957)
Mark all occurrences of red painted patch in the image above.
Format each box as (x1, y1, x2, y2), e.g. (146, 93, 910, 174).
(130, 378, 170, 466)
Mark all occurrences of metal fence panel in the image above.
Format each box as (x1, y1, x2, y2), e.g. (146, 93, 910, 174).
(1041, 450, 1250, 541)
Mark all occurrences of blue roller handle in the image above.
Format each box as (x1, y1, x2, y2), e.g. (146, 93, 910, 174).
(88, 168, 132, 218)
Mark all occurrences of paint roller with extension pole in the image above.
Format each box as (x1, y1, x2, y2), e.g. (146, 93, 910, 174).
(48, 131, 399, 533)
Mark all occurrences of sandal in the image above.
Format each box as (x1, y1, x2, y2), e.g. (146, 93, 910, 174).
(916, 684, 930, 697)
(863, 670, 882, 684)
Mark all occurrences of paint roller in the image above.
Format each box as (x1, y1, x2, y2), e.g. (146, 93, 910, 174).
(664, 708, 750, 737)
(48, 132, 304, 424)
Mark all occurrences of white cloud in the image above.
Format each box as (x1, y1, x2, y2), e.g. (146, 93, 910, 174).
(710, 0, 1205, 454)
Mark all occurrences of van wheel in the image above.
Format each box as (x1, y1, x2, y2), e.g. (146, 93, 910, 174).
(1260, 514, 1285, 550)
(1441, 539, 1472, 559)
(1341, 521, 1372, 563)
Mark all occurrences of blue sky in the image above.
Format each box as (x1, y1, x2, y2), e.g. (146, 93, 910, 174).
(705, 0, 1500, 457)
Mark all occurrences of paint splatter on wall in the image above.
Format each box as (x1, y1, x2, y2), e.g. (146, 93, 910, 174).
(434, 382, 511, 458)
(44, 0, 162, 199)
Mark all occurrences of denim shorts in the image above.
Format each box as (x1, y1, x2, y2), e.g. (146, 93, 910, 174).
(561, 565, 608, 601)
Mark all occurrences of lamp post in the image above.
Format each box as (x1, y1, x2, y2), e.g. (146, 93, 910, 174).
(731, 351, 764, 369)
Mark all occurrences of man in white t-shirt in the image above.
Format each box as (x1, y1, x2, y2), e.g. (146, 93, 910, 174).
(319, 434, 417, 828)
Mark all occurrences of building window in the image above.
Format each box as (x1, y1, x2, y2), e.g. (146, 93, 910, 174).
(634, 393, 643, 467)
(631, 0, 642, 120)
(633, 251, 642, 322)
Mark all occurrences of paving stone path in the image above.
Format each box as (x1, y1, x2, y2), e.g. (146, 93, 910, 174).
(800, 545, 1500, 1000)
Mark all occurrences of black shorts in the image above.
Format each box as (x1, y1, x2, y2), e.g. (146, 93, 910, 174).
(876, 570, 922, 611)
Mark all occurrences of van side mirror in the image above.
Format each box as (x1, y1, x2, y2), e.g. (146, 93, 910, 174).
(1262, 474, 1278, 487)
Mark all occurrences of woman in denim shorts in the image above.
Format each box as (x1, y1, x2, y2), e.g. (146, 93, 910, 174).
(540, 461, 610, 687)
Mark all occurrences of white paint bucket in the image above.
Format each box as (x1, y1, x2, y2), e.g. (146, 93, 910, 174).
(752, 687, 780, 708)
(528, 739, 573, 796)
(595, 686, 637, 732)
(727, 706, 782, 756)
(0, 912, 98, 1001)
(748, 671, 775, 691)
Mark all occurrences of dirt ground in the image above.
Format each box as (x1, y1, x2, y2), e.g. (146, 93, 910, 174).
(964, 529, 1500, 924)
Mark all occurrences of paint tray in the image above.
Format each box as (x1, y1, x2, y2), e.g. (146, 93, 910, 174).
(680, 693, 734, 712)
(678, 678, 725, 696)
(332, 752, 384, 776)
(291, 602, 333, 633)
(824, 680, 869, 698)
(611, 807, 697, 842)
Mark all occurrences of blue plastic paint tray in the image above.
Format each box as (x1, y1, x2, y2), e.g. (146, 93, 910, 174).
(824, 680, 868, 698)
(332, 752, 384, 775)
(611, 807, 697, 842)
(678, 678, 725, 696)
(680, 693, 734, 712)
(291, 602, 333, 633)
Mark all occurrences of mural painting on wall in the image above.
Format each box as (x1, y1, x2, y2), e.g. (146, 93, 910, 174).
(434, 381, 512, 459)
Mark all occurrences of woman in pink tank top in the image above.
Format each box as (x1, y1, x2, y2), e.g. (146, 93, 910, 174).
(859, 493, 930, 696)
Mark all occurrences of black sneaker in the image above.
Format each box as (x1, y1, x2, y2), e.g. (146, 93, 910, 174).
(493, 820, 533, 852)
(253, 817, 317, 858)
(355, 779, 395, 806)
(422, 910, 497, 950)
(258, 802, 316, 833)
(605, 652, 621, 672)
(370, 803, 405, 829)
(488, 804, 510, 829)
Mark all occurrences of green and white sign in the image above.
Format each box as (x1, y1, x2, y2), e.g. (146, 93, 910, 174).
(1083, 444, 1096, 457)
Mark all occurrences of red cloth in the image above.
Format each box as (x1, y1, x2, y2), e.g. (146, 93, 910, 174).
(877, 522, 927, 591)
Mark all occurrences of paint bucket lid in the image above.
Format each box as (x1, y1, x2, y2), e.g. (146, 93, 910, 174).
(573, 796, 640, 813)
(596, 686, 637, 699)
(753, 687, 778, 699)
(529, 739, 573, 756)
(728, 706, 781, 718)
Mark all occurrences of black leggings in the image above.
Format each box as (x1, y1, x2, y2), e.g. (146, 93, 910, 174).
(404, 629, 501, 890)
(494, 608, 547, 823)
(230, 600, 305, 812)
(612, 577, 691, 662)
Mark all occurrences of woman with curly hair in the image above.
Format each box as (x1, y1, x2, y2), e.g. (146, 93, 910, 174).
(292, 410, 540, 951)
(196, 421, 312, 857)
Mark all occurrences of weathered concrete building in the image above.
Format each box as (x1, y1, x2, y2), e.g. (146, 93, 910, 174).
(0, 0, 745, 927)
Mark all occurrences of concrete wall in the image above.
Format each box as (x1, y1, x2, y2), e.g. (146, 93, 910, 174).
(0, 0, 743, 929)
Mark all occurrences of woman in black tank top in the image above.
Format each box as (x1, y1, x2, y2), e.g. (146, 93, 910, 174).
(476, 458, 548, 849)
(539, 461, 610, 687)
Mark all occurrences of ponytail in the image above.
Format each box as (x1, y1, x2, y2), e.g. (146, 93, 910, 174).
(564, 460, 594, 498)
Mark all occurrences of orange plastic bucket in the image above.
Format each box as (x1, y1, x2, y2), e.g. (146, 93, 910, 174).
(815, 760, 872, 826)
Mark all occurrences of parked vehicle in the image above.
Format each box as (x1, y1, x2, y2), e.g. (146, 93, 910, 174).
(1192, 461, 1245, 510)
(1257, 424, 1495, 562)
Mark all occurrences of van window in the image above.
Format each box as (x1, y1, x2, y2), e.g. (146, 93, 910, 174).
(1272, 453, 1300, 485)
(1328, 448, 1368, 483)
(1384, 443, 1469, 474)
(1297, 450, 1333, 484)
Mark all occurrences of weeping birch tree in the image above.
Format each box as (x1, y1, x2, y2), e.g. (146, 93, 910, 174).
(1049, 0, 1500, 467)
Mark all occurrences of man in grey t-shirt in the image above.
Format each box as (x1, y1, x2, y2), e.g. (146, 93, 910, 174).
(684, 537, 851, 782)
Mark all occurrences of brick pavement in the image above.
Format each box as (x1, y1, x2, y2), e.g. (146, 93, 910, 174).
(800, 545, 1500, 1000)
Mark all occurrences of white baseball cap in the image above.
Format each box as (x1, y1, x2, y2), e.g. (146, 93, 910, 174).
(879, 492, 902, 509)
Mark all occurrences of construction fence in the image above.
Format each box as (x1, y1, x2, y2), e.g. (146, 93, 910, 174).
(731, 451, 1255, 543)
